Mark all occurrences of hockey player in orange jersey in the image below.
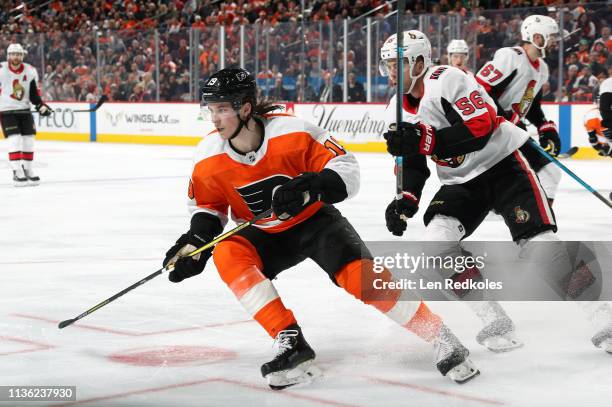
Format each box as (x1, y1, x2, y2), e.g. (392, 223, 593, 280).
(163, 68, 479, 389)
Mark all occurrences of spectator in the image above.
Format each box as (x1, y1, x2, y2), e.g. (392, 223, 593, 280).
(318, 71, 342, 102)
(295, 74, 317, 102)
(270, 74, 289, 101)
(541, 82, 555, 102)
(347, 72, 366, 102)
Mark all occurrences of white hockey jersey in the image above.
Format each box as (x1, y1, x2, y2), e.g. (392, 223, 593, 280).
(0, 62, 40, 112)
(475, 46, 549, 119)
(386, 65, 528, 185)
(600, 77, 612, 96)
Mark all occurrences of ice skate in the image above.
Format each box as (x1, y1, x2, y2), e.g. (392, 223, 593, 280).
(476, 316, 524, 353)
(13, 167, 27, 187)
(434, 325, 480, 384)
(591, 326, 612, 354)
(469, 301, 523, 353)
(261, 324, 322, 390)
(23, 165, 40, 186)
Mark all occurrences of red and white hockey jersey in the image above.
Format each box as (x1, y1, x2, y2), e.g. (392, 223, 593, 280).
(475, 46, 549, 120)
(386, 65, 528, 185)
(0, 62, 40, 112)
(188, 113, 359, 232)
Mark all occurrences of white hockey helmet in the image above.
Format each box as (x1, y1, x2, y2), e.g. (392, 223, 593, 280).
(379, 30, 432, 93)
(521, 15, 559, 54)
(7, 43, 26, 56)
(447, 39, 469, 59)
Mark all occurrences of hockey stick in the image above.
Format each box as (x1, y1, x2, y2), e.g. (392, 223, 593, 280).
(558, 146, 578, 159)
(72, 94, 109, 113)
(529, 138, 612, 209)
(58, 208, 274, 329)
(394, 0, 405, 200)
(7, 95, 108, 115)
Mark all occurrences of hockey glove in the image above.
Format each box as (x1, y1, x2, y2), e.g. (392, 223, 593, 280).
(163, 232, 212, 283)
(36, 103, 53, 117)
(384, 122, 436, 156)
(385, 192, 419, 236)
(272, 172, 322, 221)
(587, 131, 611, 157)
(603, 128, 612, 143)
(538, 121, 560, 157)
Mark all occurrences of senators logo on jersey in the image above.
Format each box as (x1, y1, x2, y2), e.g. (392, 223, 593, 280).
(11, 79, 24, 100)
(512, 80, 536, 116)
(431, 154, 466, 168)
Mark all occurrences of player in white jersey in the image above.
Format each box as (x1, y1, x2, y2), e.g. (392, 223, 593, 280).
(382, 30, 612, 356)
(475, 15, 562, 205)
(381, 31, 524, 353)
(0, 43, 52, 186)
(599, 77, 612, 131)
(447, 40, 470, 73)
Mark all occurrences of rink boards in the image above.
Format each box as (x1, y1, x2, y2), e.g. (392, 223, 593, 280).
(19, 101, 604, 159)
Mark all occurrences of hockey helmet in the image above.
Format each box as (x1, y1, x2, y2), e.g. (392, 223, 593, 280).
(7, 43, 26, 56)
(380, 30, 432, 94)
(200, 68, 256, 110)
(447, 39, 469, 59)
(521, 15, 559, 53)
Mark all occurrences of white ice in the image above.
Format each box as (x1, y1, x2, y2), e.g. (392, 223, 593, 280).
(1, 140, 611, 407)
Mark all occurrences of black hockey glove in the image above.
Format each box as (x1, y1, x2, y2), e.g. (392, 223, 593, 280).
(589, 131, 612, 157)
(272, 172, 322, 221)
(163, 213, 222, 283)
(383, 122, 436, 156)
(163, 232, 212, 283)
(36, 103, 53, 117)
(385, 192, 419, 236)
(538, 121, 560, 157)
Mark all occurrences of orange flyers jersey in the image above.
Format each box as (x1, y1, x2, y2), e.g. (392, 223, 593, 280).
(584, 107, 604, 134)
(187, 113, 360, 233)
(583, 107, 609, 144)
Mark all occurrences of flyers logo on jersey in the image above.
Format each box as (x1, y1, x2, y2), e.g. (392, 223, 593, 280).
(10, 79, 24, 100)
(236, 175, 292, 216)
(236, 72, 247, 81)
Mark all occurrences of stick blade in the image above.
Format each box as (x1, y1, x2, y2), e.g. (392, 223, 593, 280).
(95, 94, 109, 110)
(58, 319, 76, 329)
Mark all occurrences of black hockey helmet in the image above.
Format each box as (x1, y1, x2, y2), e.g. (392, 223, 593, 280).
(200, 68, 257, 111)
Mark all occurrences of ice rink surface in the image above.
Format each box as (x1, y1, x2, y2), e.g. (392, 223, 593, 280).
(1, 140, 611, 407)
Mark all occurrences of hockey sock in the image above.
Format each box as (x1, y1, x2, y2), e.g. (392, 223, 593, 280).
(7, 135, 23, 171)
(21, 135, 35, 171)
(214, 236, 296, 338)
(536, 163, 562, 202)
(335, 259, 442, 342)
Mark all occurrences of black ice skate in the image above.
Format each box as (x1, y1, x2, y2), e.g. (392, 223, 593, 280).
(23, 165, 40, 186)
(13, 168, 27, 187)
(261, 324, 322, 390)
(434, 325, 480, 384)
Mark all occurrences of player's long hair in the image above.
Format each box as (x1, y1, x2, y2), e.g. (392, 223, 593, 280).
(252, 98, 285, 116)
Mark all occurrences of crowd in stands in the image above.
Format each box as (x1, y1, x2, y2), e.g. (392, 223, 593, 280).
(0, 0, 609, 103)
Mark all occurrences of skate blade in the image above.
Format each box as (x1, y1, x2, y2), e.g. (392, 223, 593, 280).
(266, 360, 323, 390)
(14, 181, 28, 187)
(481, 333, 524, 353)
(448, 359, 480, 384)
(27, 180, 40, 186)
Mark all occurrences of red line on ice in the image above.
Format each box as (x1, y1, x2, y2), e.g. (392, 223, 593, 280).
(0, 335, 54, 356)
(363, 375, 505, 406)
(12, 313, 253, 336)
(55, 377, 362, 407)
